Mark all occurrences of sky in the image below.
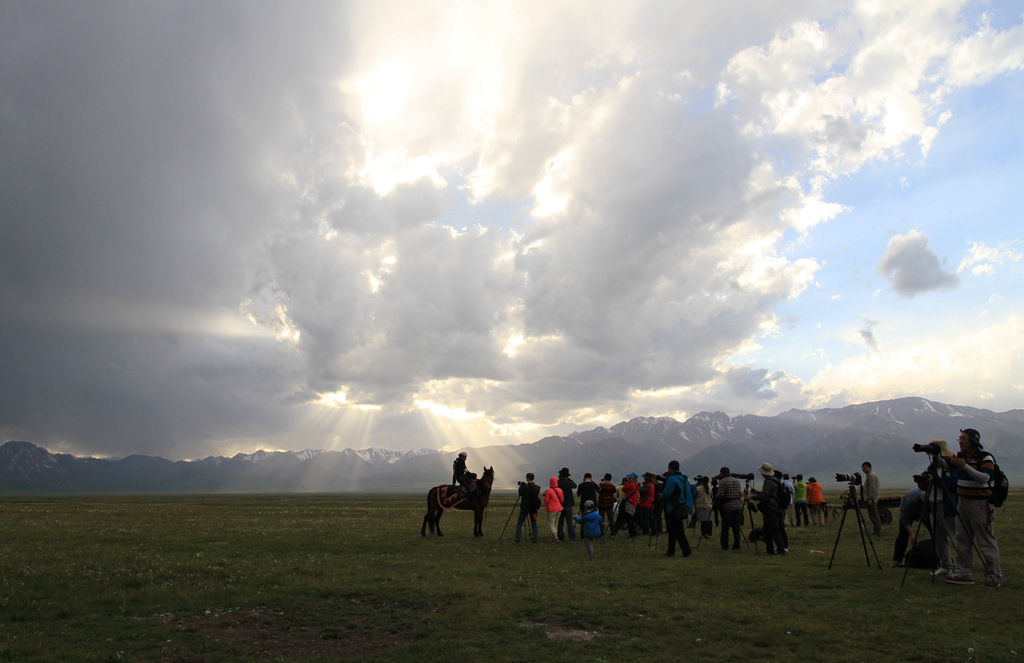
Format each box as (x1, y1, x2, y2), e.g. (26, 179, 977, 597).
(1, 1, 1022, 461)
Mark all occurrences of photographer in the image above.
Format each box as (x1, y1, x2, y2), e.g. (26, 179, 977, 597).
(715, 467, 744, 550)
(597, 473, 618, 536)
(577, 472, 600, 515)
(514, 473, 541, 543)
(861, 461, 882, 537)
(557, 467, 577, 543)
(747, 462, 787, 555)
(637, 473, 657, 535)
(792, 474, 809, 526)
(890, 474, 931, 567)
(946, 428, 1002, 587)
(693, 475, 713, 539)
(661, 460, 693, 557)
(806, 477, 826, 525)
(913, 440, 959, 577)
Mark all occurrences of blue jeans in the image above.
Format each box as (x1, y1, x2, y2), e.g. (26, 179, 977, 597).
(516, 509, 538, 542)
(557, 509, 576, 541)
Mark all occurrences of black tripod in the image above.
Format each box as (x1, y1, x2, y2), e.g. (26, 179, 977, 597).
(498, 495, 521, 541)
(828, 480, 882, 569)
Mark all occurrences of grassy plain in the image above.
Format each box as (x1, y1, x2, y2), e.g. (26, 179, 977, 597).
(0, 490, 1020, 662)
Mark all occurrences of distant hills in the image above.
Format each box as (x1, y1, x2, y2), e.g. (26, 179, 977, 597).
(2, 397, 1022, 494)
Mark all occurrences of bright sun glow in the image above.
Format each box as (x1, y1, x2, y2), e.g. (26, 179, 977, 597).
(415, 399, 484, 421)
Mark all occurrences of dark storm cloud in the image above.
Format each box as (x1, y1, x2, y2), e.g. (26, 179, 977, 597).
(0, 2, 347, 457)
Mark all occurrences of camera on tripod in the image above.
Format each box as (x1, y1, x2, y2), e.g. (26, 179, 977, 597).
(834, 471, 862, 485)
(912, 441, 942, 455)
(732, 472, 755, 480)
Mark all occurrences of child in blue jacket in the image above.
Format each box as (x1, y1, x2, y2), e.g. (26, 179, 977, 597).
(574, 500, 603, 558)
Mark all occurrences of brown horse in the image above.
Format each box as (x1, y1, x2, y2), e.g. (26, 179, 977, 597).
(421, 466, 494, 537)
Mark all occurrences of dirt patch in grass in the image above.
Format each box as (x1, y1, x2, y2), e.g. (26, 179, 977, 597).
(152, 598, 435, 661)
(522, 619, 600, 642)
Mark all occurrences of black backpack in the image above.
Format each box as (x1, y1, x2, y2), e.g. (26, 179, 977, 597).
(775, 481, 792, 511)
(905, 539, 939, 569)
(986, 453, 1009, 508)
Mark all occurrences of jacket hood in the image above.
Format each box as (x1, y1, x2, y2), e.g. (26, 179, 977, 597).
(549, 477, 559, 488)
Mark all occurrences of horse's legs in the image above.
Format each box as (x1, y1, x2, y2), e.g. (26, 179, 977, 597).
(474, 508, 483, 537)
(434, 510, 444, 537)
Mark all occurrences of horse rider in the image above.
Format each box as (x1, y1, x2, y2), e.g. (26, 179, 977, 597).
(453, 452, 471, 492)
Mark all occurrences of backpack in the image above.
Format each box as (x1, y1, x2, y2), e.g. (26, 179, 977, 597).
(680, 474, 694, 515)
(986, 453, 1009, 508)
(904, 539, 939, 569)
(776, 482, 792, 511)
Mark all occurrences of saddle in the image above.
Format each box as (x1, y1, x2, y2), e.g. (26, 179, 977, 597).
(436, 480, 477, 510)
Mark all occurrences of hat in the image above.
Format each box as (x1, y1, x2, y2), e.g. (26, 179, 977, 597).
(458, 452, 467, 458)
(559, 467, 571, 477)
(584, 500, 595, 509)
(757, 462, 774, 477)
(932, 440, 954, 458)
(629, 472, 639, 481)
(960, 428, 982, 449)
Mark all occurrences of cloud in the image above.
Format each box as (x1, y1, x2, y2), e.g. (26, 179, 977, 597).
(859, 319, 880, 353)
(1, 2, 1022, 459)
(877, 231, 959, 297)
(958, 240, 1023, 276)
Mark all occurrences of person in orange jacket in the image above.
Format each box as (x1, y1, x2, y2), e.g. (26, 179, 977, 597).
(544, 476, 564, 543)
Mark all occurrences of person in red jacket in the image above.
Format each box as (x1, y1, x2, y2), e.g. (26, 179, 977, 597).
(615, 474, 639, 538)
(806, 477, 826, 526)
(544, 476, 564, 543)
(637, 473, 657, 535)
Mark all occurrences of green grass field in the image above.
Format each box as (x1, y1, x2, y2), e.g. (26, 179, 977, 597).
(0, 490, 1019, 662)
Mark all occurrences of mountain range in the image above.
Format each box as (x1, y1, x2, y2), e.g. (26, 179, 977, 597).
(2, 397, 1022, 494)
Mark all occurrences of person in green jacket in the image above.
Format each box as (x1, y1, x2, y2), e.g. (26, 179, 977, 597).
(792, 474, 809, 526)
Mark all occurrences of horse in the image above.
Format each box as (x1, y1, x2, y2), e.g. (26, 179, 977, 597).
(421, 466, 494, 537)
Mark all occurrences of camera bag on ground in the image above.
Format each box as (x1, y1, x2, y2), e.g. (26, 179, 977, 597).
(904, 539, 938, 569)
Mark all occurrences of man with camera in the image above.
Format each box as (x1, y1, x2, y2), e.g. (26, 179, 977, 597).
(514, 473, 541, 543)
(861, 461, 882, 537)
(890, 473, 931, 567)
(715, 467, 744, 550)
(747, 462, 787, 555)
(946, 428, 1002, 587)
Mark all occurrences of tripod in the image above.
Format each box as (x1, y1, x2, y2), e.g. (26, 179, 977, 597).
(498, 495, 521, 541)
(828, 481, 882, 569)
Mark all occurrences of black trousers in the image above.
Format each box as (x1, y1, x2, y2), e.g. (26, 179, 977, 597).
(665, 510, 692, 556)
(762, 510, 786, 554)
(720, 508, 743, 549)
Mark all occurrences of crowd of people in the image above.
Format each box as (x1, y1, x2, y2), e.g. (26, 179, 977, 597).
(466, 426, 1004, 588)
(504, 458, 832, 558)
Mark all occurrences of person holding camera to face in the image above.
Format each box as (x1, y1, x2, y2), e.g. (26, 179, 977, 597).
(556, 467, 577, 543)
(747, 462, 787, 555)
(715, 467, 744, 550)
(514, 473, 541, 543)
(946, 428, 1002, 587)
